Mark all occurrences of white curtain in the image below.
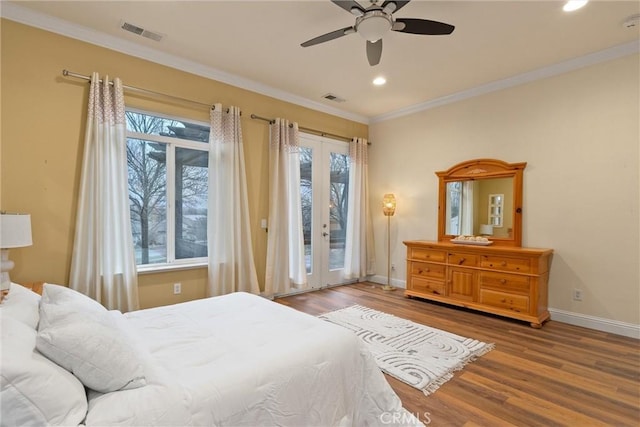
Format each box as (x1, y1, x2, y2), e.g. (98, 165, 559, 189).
(344, 138, 375, 279)
(207, 104, 260, 296)
(69, 73, 139, 312)
(461, 181, 475, 235)
(264, 119, 307, 296)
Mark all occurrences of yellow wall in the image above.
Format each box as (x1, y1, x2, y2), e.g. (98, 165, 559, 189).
(0, 20, 367, 309)
(369, 54, 640, 325)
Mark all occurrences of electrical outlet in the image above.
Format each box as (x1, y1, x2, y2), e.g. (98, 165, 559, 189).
(391, 263, 396, 271)
(173, 283, 181, 295)
(573, 288, 583, 301)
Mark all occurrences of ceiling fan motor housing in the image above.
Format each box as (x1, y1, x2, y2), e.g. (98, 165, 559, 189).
(356, 10, 393, 42)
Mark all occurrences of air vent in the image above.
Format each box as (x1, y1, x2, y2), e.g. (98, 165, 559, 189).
(120, 21, 164, 42)
(322, 93, 346, 103)
(622, 14, 640, 29)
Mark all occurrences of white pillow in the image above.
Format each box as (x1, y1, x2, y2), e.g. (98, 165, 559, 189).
(0, 282, 41, 329)
(36, 284, 146, 393)
(1, 317, 88, 426)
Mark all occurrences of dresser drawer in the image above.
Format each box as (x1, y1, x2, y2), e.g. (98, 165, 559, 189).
(480, 255, 531, 273)
(479, 289, 530, 313)
(479, 271, 530, 293)
(411, 262, 446, 280)
(410, 248, 447, 263)
(448, 252, 478, 267)
(409, 277, 445, 296)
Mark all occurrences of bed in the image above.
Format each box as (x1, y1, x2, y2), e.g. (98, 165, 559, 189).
(1, 283, 421, 426)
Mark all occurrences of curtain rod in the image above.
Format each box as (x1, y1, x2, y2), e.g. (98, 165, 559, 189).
(250, 114, 370, 145)
(62, 69, 216, 110)
(62, 70, 364, 141)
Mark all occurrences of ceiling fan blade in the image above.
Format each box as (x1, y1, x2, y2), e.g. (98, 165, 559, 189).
(393, 18, 455, 35)
(331, 0, 365, 16)
(366, 39, 382, 66)
(381, 0, 411, 14)
(301, 27, 355, 47)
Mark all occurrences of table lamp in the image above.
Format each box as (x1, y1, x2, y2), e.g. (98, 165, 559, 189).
(1, 213, 33, 297)
(479, 224, 494, 236)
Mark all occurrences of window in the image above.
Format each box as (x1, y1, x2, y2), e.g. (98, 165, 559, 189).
(488, 193, 504, 227)
(445, 181, 474, 236)
(446, 181, 462, 235)
(126, 109, 209, 267)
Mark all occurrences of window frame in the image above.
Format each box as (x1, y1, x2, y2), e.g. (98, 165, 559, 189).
(125, 107, 210, 272)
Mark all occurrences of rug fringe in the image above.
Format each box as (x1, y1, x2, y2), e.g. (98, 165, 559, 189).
(420, 342, 496, 396)
(422, 373, 454, 396)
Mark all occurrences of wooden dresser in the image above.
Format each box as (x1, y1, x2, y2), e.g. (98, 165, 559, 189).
(404, 240, 553, 328)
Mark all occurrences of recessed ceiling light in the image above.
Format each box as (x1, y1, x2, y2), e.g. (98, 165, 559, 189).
(563, 1, 588, 12)
(373, 76, 386, 86)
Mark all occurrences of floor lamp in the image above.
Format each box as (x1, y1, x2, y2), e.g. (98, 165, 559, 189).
(382, 194, 396, 292)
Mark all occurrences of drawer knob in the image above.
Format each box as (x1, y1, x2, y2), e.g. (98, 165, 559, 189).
(500, 279, 507, 284)
(458, 258, 466, 265)
(501, 261, 507, 266)
(418, 269, 423, 274)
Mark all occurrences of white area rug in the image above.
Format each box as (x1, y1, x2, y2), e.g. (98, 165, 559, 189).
(319, 305, 494, 396)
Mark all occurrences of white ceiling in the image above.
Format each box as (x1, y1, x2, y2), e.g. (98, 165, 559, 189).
(4, 1, 640, 123)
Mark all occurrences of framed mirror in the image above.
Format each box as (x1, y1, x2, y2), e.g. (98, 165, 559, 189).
(436, 159, 526, 247)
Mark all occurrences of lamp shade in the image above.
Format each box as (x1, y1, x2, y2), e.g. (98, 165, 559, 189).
(382, 194, 396, 216)
(479, 224, 494, 236)
(0, 214, 33, 248)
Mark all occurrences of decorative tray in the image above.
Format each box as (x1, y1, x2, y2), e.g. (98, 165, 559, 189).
(450, 239, 493, 246)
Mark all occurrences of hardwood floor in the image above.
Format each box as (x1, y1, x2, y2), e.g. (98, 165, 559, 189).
(276, 282, 640, 427)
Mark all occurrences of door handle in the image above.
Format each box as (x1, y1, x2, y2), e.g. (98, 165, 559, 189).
(322, 232, 329, 237)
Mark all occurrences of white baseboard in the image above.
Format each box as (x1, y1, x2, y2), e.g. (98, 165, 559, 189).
(366, 276, 638, 339)
(548, 308, 640, 339)
(369, 275, 406, 289)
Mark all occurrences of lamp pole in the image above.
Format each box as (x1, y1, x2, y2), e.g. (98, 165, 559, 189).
(387, 213, 392, 289)
(382, 194, 396, 292)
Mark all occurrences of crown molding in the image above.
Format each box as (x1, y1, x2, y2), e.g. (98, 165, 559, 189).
(3, 2, 638, 126)
(371, 39, 640, 124)
(0, 2, 370, 125)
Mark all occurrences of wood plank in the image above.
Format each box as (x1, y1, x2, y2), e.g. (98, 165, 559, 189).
(276, 282, 640, 427)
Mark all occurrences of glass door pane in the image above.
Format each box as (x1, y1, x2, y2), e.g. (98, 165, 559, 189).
(328, 152, 349, 270)
(298, 135, 349, 289)
(300, 146, 313, 274)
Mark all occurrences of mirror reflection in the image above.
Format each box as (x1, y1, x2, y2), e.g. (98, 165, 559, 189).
(445, 178, 514, 238)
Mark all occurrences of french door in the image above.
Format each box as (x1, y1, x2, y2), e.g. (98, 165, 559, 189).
(299, 134, 350, 289)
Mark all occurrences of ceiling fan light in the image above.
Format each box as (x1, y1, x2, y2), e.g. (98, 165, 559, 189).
(357, 14, 392, 42)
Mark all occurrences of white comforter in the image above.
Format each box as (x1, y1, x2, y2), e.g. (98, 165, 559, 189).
(85, 292, 421, 426)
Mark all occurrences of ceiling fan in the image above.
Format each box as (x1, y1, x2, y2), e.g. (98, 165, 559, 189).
(301, 0, 455, 66)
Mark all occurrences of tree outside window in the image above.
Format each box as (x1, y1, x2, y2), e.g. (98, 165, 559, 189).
(126, 110, 209, 266)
